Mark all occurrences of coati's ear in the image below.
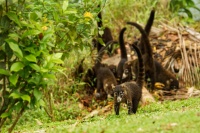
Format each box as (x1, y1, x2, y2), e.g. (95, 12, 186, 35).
(121, 84, 127, 95)
(111, 84, 115, 89)
(105, 84, 108, 88)
(124, 89, 127, 95)
(121, 84, 125, 88)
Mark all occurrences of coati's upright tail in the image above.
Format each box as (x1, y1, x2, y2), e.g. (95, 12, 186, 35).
(97, 4, 102, 28)
(126, 22, 153, 58)
(131, 45, 144, 87)
(144, 9, 155, 36)
(140, 9, 155, 54)
(119, 28, 127, 59)
(95, 41, 118, 71)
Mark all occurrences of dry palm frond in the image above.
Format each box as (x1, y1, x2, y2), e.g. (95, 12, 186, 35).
(154, 24, 200, 88)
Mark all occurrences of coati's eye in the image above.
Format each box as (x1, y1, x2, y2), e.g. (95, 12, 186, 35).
(124, 69, 129, 74)
(120, 91, 124, 96)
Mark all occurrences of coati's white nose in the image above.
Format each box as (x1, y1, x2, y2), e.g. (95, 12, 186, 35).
(117, 97, 122, 102)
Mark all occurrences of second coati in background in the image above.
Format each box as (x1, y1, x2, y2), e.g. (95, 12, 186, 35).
(113, 44, 144, 115)
(121, 10, 155, 83)
(117, 28, 128, 83)
(127, 22, 155, 91)
(127, 22, 179, 91)
(94, 41, 117, 99)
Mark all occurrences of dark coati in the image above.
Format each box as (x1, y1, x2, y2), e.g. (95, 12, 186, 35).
(95, 6, 114, 54)
(113, 44, 144, 115)
(127, 22, 179, 91)
(117, 28, 128, 83)
(94, 41, 117, 99)
(121, 10, 155, 83)
(127, 22, 155, 91)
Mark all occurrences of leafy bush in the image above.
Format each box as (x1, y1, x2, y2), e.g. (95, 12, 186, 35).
(170, 0, 200, 21)
(0, 0, 102, 132)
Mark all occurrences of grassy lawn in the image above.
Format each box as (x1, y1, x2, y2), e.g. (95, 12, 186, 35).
(3, 97, 199, 133)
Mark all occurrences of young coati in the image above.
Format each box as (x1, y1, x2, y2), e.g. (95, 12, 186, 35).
(94, 41, 117, 99)
(113, 44, 144, 115)
(117, 28, 128, 83)
(127, 22, 179, 91)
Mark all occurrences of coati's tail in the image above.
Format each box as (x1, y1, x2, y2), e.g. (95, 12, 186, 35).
(95, 40, 118, 66)
(119, 28, 127, 59)
(126, 22, 153, 58)
(97, 5, 102, 28)
(144, 9, 155, 36)
(131, 45, 144, 87)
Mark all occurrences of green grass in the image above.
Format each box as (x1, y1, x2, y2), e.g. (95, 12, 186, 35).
(2, 97, 200, 133)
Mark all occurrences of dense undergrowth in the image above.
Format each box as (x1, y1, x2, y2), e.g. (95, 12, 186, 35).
(0, 0, 200, 132)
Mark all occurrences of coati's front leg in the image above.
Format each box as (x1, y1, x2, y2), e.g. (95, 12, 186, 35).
(114, 102, 120, 115)
(95, 79, 103, 98)
(127, 100, 133, 115)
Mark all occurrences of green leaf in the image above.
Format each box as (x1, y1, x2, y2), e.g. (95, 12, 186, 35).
(39, 99, 45, 107)
(25, 54, 37, 62)
(43, 73, 56, 80)
(7, 41, 23, 59)
(34, 88, 42, 101)
(9, 73, 19, 86)
(53, 12, 59, 22)
(0, 69, 10, 76)
(29, 63, 40, 71)
(6, 11, 21, 27)
(62, 0, 69, 11)
(0, 112, 10, 118)
(22, 30, 41, 38)
(53, 53, 63, 59)
(21, 95, 31, 103)
(9, 92, 21, 99)
(51, 58, 64, 64)
(10, 62, 24, 72)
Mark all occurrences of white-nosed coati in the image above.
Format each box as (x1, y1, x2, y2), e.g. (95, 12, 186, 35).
(117, 28, 128, 83)
(94, 41, 117, 99)
(127, 22, 179, 91)
(113, 44, 144, 115)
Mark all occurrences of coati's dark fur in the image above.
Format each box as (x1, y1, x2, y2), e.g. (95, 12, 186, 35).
(94, 41, 117, 99)
(127, 22, 155, 91)
(120, 10, 155, 83)
(113, 44, 144, 115)
(154, 61, 179, 90)
(82, 67, 96, 95)
(139, 9, 155, 54)
(127, 22, 179, 91)
(132, 10, 155, 54)
(96, 7, 114, 54)
(117, 28, 128, 83)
